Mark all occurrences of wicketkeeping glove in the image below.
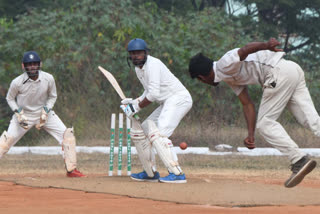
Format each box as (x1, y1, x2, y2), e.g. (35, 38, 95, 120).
(36, 106, 51, 130)
(14, 108, 28, 129)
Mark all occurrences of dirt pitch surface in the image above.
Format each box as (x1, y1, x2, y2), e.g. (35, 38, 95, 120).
(0, 154, 320, 213)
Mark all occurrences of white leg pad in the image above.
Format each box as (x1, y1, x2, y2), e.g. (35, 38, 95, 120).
(0, 131, 14, 158)
(131, 118, 155, 177)
(143, 120, 182, 175)
(62, 128, 77, 172)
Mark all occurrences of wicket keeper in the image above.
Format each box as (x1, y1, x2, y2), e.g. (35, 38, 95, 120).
(0, 51, 85, 177)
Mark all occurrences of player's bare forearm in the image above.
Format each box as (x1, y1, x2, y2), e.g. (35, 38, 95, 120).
(242, 102, 256, 138)
(238, 38, 283, 61)
(138, 97, 152, 108)
(238, 88, 256, 138)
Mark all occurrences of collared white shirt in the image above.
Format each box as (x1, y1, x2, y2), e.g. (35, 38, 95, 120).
(135, 55, 189, 103)
(6, 71, 57, 115)
(213, 48, 285, 95)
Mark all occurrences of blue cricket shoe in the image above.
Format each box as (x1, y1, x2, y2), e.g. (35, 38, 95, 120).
(159, 173, 187, 183)
(130, 171, 160, 182)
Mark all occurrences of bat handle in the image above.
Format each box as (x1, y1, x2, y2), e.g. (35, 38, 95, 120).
(133, 114, 140, 121)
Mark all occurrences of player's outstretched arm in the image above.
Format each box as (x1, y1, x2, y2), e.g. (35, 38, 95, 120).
(238, 38, 283, 61)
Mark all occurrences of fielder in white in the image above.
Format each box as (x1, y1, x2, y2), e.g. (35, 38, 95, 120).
(188, 38, 317, 188)
(121, 38, 193, 183)
(0, 51, 85, 177)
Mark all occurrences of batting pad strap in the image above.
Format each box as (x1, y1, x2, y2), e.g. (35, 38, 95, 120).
(130, 129, 146, 141)
(0, 131, 14, 158)
(62, 128, 77, 172)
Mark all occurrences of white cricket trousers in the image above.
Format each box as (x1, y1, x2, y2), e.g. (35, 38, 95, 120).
(257, 59, 320, 164)
(144, 91, 193, 166)
(7, 111, 67, 148)
(146, 91, 193, 137)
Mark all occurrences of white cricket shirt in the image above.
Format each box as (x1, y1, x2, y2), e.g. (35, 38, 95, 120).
(214, 48, 285, 95)
(6, 71, 57, 116)
(135, 55, 189, 103)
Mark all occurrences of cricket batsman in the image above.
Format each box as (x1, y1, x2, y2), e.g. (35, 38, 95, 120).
(188, 38, 317, 188)
(121, 38, 193, 183)
(0, 51, 85, 177)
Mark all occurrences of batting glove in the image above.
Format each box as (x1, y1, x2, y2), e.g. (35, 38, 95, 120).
(121, 98, 140, 106)
(121, 98, 133, 105)
(120, 103, 140, 118)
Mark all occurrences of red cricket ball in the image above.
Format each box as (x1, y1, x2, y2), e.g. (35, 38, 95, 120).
(179, 142, 188, 150)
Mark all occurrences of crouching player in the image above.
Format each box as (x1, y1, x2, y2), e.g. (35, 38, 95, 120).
(0, 51, 85, 177)
(121, 39, 193, 183)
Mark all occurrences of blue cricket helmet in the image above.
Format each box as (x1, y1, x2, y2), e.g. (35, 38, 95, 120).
(22, 51, 41, 63)
(127, 38, 149, 52)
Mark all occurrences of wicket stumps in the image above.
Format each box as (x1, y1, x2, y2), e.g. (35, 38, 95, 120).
(109, 113, 131, 176)
(126, 116, 132, 175)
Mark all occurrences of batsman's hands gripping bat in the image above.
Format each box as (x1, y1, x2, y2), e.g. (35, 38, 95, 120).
(98, 65, 141, 121)
(121, 98, 141, 107)
(244, 136, 255, 150)
(121, 98, 141, 118)
(120, 102, 141, 119)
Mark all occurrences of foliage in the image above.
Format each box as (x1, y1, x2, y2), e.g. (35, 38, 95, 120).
(133, 0, 228, 13)
(235, 0, 320, 61)
(0, 0, 255, 144)
(2, 0, 320, 146)
(0, 0, 73, 20)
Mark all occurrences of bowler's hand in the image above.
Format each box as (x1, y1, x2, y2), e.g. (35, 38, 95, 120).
(267, 38, 283, 52)
(244, 136, 255, 150)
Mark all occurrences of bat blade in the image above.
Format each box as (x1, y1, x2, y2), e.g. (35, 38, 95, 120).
(98, 66, 126, 99)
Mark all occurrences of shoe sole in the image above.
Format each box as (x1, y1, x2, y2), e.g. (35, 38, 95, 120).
(67, 174, 86, 178)
(159, 179, 187, 184)
(285, 160, 317, 188)
(130, 177, 159, 182)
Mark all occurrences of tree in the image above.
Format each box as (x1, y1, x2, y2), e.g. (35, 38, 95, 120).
(190, 0, 227, 10)
(0, 0, 73, 20)
(132, 0, 229, 13)
(0, 0, 252, 144)
(235, 0, 320, 53)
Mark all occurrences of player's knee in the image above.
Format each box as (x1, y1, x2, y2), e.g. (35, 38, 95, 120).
(142, 120, 160, 143)
(63, 128, 76, 145)
(256, 117, 270, 135)
(62, 128, 77, 172)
